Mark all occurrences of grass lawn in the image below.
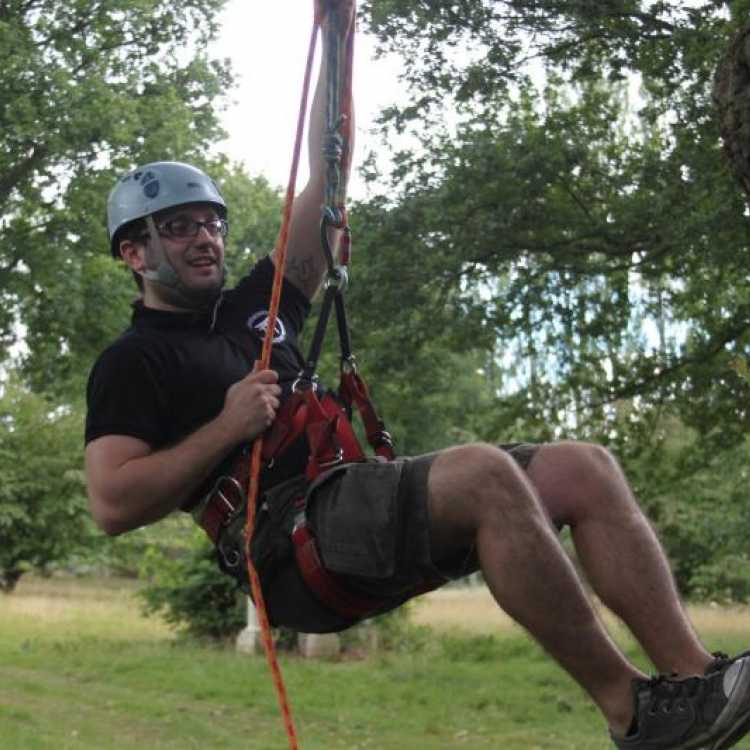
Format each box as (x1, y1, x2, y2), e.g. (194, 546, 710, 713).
(1, 577, 750, 749)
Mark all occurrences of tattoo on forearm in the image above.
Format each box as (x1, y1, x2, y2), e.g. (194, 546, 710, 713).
(287, 255, 317, 283)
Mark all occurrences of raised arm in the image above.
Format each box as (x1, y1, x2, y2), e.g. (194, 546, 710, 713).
(273, 0, 356, 300)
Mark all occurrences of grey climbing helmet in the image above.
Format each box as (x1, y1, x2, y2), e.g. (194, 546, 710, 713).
(107, 161, 227, 257)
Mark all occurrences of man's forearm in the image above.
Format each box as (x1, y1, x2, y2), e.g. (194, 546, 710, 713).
(87, 416, 243, 535)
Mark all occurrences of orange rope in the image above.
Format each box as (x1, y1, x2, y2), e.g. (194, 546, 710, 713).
(242, 12, 323, 750)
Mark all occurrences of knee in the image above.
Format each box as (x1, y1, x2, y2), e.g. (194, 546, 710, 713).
(535, 441, 635, 521)
(438, 442, 536, 516)
(566, 442, 624, 490)
(452, 442, 523, 485)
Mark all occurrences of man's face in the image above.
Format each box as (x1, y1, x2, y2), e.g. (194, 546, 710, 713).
(151, 203, 226, 295)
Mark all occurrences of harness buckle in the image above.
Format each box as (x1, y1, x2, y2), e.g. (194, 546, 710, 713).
(317, 447, 344, 469)
(210, 474, 245, 524)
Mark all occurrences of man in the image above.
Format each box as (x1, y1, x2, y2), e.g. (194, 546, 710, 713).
(85, 3, 750, 748)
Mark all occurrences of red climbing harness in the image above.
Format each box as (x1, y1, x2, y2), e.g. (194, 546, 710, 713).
(194, 209, 396, 618)
(193, 0, 395, 624)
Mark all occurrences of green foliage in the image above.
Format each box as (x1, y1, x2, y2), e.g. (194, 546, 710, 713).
(0, 374, 92, 591)
(220, 165, 283, 281)
(607, 407, 750, 600)
(729, 354, 750, 384)
(690, 553, 750, 603)
(352, 1, 750, 443)
(341, 2, 750, 603)
(85, 511, 198, 579)
(367, 602, 431, 652)
(138, 526, 247, 641)
(0, 0, 232, 398)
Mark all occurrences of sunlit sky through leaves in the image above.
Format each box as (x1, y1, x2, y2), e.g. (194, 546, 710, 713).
(212, 1, 404, 199)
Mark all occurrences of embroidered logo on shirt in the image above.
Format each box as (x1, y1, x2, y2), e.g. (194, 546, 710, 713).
(247, 311, 287, 343)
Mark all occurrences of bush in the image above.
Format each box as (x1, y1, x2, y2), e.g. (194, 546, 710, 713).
(0, 378, 93, 591)
(138, 529, 247, 641)
(689, 554, 750, 604)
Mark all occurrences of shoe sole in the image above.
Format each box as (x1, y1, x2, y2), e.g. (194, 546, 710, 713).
(711, 711, 750, 750)
(682, 657, 750, 750)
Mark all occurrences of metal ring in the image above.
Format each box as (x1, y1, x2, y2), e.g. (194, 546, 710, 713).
(211, 475, 245, 514)
(318, 448, 344, 469)
(324, 265, 348, 292)
(292, 375, 318, 393)
(221, 548, 241, 569)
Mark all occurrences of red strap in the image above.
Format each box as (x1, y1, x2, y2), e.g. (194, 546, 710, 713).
(292, 519, 382, 620)
(305, 390, 366, 479)
(262, 392, 308, 462)
(195, 458, 249, 544)
(339, 370, 395, 460)
(263, 386, 368, 479)
(199, 503, 225, 544)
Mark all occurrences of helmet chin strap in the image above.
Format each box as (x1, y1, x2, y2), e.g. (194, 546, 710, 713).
(141, 215, 226, 310)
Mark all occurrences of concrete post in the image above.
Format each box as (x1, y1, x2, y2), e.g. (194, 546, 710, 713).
(235, 596, 261, 654)
(297, 632, 341, 659)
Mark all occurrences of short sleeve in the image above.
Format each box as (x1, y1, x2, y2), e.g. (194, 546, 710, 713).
(233, 255, 311, 339)
(85, 337, 170, 447)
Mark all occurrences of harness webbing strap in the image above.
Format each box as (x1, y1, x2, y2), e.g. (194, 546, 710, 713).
(293, 518, 385, 619)
(340, 369, 394, 460)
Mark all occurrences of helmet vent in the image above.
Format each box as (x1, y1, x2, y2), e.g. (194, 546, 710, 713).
(143, 179, 160, 198)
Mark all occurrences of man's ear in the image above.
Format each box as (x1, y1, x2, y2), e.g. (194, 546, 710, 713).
(119, 240, 146, 275)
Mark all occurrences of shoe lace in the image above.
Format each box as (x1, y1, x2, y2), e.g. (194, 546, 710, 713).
(706, 650, 750, 675)
(645, 674, 704, 716)
(707, 651, 730, 673)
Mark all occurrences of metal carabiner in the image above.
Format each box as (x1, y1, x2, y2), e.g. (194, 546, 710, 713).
(219, 546, 242, 570)
(291, 373, 319, 394)
(324, 265, 348, 293)
(341, 354, 358, 374)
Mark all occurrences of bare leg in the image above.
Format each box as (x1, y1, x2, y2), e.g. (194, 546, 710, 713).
(525, 441, 712, 677)
(427, 443, 642, 735)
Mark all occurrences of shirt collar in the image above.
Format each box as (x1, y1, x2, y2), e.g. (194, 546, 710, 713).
(131, 295, 223, 330)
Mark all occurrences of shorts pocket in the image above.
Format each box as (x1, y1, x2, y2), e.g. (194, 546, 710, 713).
(250, 474, 309, 572)
(310, 460, 404, 579)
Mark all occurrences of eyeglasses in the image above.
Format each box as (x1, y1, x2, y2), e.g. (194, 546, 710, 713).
(156, 217, 229, 239)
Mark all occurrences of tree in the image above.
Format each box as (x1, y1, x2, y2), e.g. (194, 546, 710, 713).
(0, 374, 91, 592)
(0, 0, 233, 397)
(351, 2, 750, 444)
(219, 166, 284, 283)
(319, 1, 750, 596)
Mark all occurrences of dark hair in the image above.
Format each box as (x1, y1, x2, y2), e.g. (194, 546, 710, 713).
(115, 218, 148, 291)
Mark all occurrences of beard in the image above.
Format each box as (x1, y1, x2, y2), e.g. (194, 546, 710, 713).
(160, 280, 223, 310)
(147, 261, 227, 311)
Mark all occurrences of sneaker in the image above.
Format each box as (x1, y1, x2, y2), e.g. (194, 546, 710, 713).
(611, 653, 750, 749)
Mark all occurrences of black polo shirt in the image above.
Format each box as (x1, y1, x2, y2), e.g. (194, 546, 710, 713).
(85, 255, 312, 493)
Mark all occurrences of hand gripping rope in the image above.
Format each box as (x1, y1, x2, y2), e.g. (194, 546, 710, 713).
(240, 4, 357, 749)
